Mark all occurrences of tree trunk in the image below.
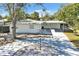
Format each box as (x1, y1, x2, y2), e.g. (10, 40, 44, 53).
(11, 4, 16, 39)
(12, 17, 16, 39)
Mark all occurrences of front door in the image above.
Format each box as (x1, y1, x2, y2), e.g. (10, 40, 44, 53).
(60, 24, 64, 31)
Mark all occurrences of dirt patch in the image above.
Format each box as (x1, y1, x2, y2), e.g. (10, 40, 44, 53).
(64, 32, 79, 47)
(0, 38, 15, 46)
(16, 34, 53, 38)
(70, 40, 79, 47)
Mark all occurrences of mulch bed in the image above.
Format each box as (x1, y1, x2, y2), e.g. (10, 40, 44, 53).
(0, 38, 15, 46)
(16, 34, 53, 38)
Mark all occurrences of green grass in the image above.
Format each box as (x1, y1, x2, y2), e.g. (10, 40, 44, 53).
(64, 32, 79, 47)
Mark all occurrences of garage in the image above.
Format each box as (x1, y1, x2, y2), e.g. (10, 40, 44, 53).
(42, 21, 66, 30)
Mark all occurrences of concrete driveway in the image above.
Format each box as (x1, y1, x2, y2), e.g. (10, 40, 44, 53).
(0, 29, 79, 56)
(51, 29, 79, 56)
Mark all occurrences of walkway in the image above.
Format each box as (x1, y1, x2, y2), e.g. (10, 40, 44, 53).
(51, 29, 79, 56)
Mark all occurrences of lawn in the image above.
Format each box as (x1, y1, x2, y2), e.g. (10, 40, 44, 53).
(64, 32, 79, 47)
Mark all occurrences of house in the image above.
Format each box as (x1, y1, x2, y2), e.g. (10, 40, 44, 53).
(0, 19, 10, 33)
(10, 20, 71, 34)
(0, 19, 4, 26)
(0, 19, 8, 25)
(41, 21, 66, 30)
(16, 20, 69, 32)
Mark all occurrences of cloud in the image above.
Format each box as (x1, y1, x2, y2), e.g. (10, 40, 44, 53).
(34, 9, 58, 17)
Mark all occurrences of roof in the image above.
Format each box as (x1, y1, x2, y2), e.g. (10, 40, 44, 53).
(32, 21, 66, 24)
(43, 21, 66, 23)
(17, 20, 66, 24)
(17, 21, 43, 24)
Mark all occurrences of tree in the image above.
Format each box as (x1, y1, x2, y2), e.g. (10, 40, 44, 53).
(49, 15, 55, 20)
(0, 3, 47, 39)
(4, 3, 26, 39)
(25, 13, 30, 19)
(42, 13, 50, 20)
(0, 15, 3, 19)
(15, 8, 26, 21)
(3, 16, 11, 22)
(55, 3, 79, 31)
(31, 12, 39, 20)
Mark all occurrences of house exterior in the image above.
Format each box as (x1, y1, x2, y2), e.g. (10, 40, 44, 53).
(0, 19, 8, 26)
(16, 20, 68, 31)
(16, 21, 42, 29)
(0, 19, 4, 26)
(9, 20, 70, 34)
(41, 21, 66, 30)
(0, 19, 10, 33)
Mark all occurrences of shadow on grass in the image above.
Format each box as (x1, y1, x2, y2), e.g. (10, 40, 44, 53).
(71, 40, 79, 48)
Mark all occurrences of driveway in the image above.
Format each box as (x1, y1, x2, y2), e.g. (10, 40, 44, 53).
(0, 29, 79, 56)
(51, 29, 79, 56)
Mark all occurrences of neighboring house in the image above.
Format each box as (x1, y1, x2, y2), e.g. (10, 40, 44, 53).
(0, 19, 10, 33)
(0, 19, 4, 26)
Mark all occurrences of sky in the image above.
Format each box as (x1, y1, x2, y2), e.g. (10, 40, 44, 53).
(24, 3, 63, 16)
(0, 3, 65, 17)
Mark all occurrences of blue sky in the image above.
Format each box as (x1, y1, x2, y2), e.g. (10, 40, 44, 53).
(25, 3, 62, 13)
(0, 3, 64, 17)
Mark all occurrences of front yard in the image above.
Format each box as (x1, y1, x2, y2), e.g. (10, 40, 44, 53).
(64, 32, 79, 47)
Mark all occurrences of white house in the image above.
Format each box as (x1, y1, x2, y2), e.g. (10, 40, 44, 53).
(0, 19, 4, 26)
(41, 21, 66, 30)
(16, 20, 68, 31)
(11, 20, 70, 34)
(0, 19, 8, 26)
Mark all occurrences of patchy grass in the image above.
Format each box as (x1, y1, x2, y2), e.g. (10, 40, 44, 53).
(64, 32, 79, 47)
(64, 32, 79, 41)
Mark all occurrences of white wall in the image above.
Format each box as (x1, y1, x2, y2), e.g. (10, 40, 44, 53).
(16, 23, 61, 30)
(0, 22, 4, 26)
(16, 23, 41, 33)
(42, 23, 60, 29)
(33, 23, 42, 29)
(16, 24, 30, 29)
(0, 20, 4, 26)
(16, 23, 41, 29)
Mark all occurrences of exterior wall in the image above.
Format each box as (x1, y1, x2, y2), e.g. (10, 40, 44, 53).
(16, 23, 41, 29)
(16, 23, 41, 33)
(42, 23, 60, 29)
(0, 22, 4, 26)
(33, 23, 42, 29)
(16, 22, 61, 30)
(16, 24, 30, 29)
(0, 20, 4, 26)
